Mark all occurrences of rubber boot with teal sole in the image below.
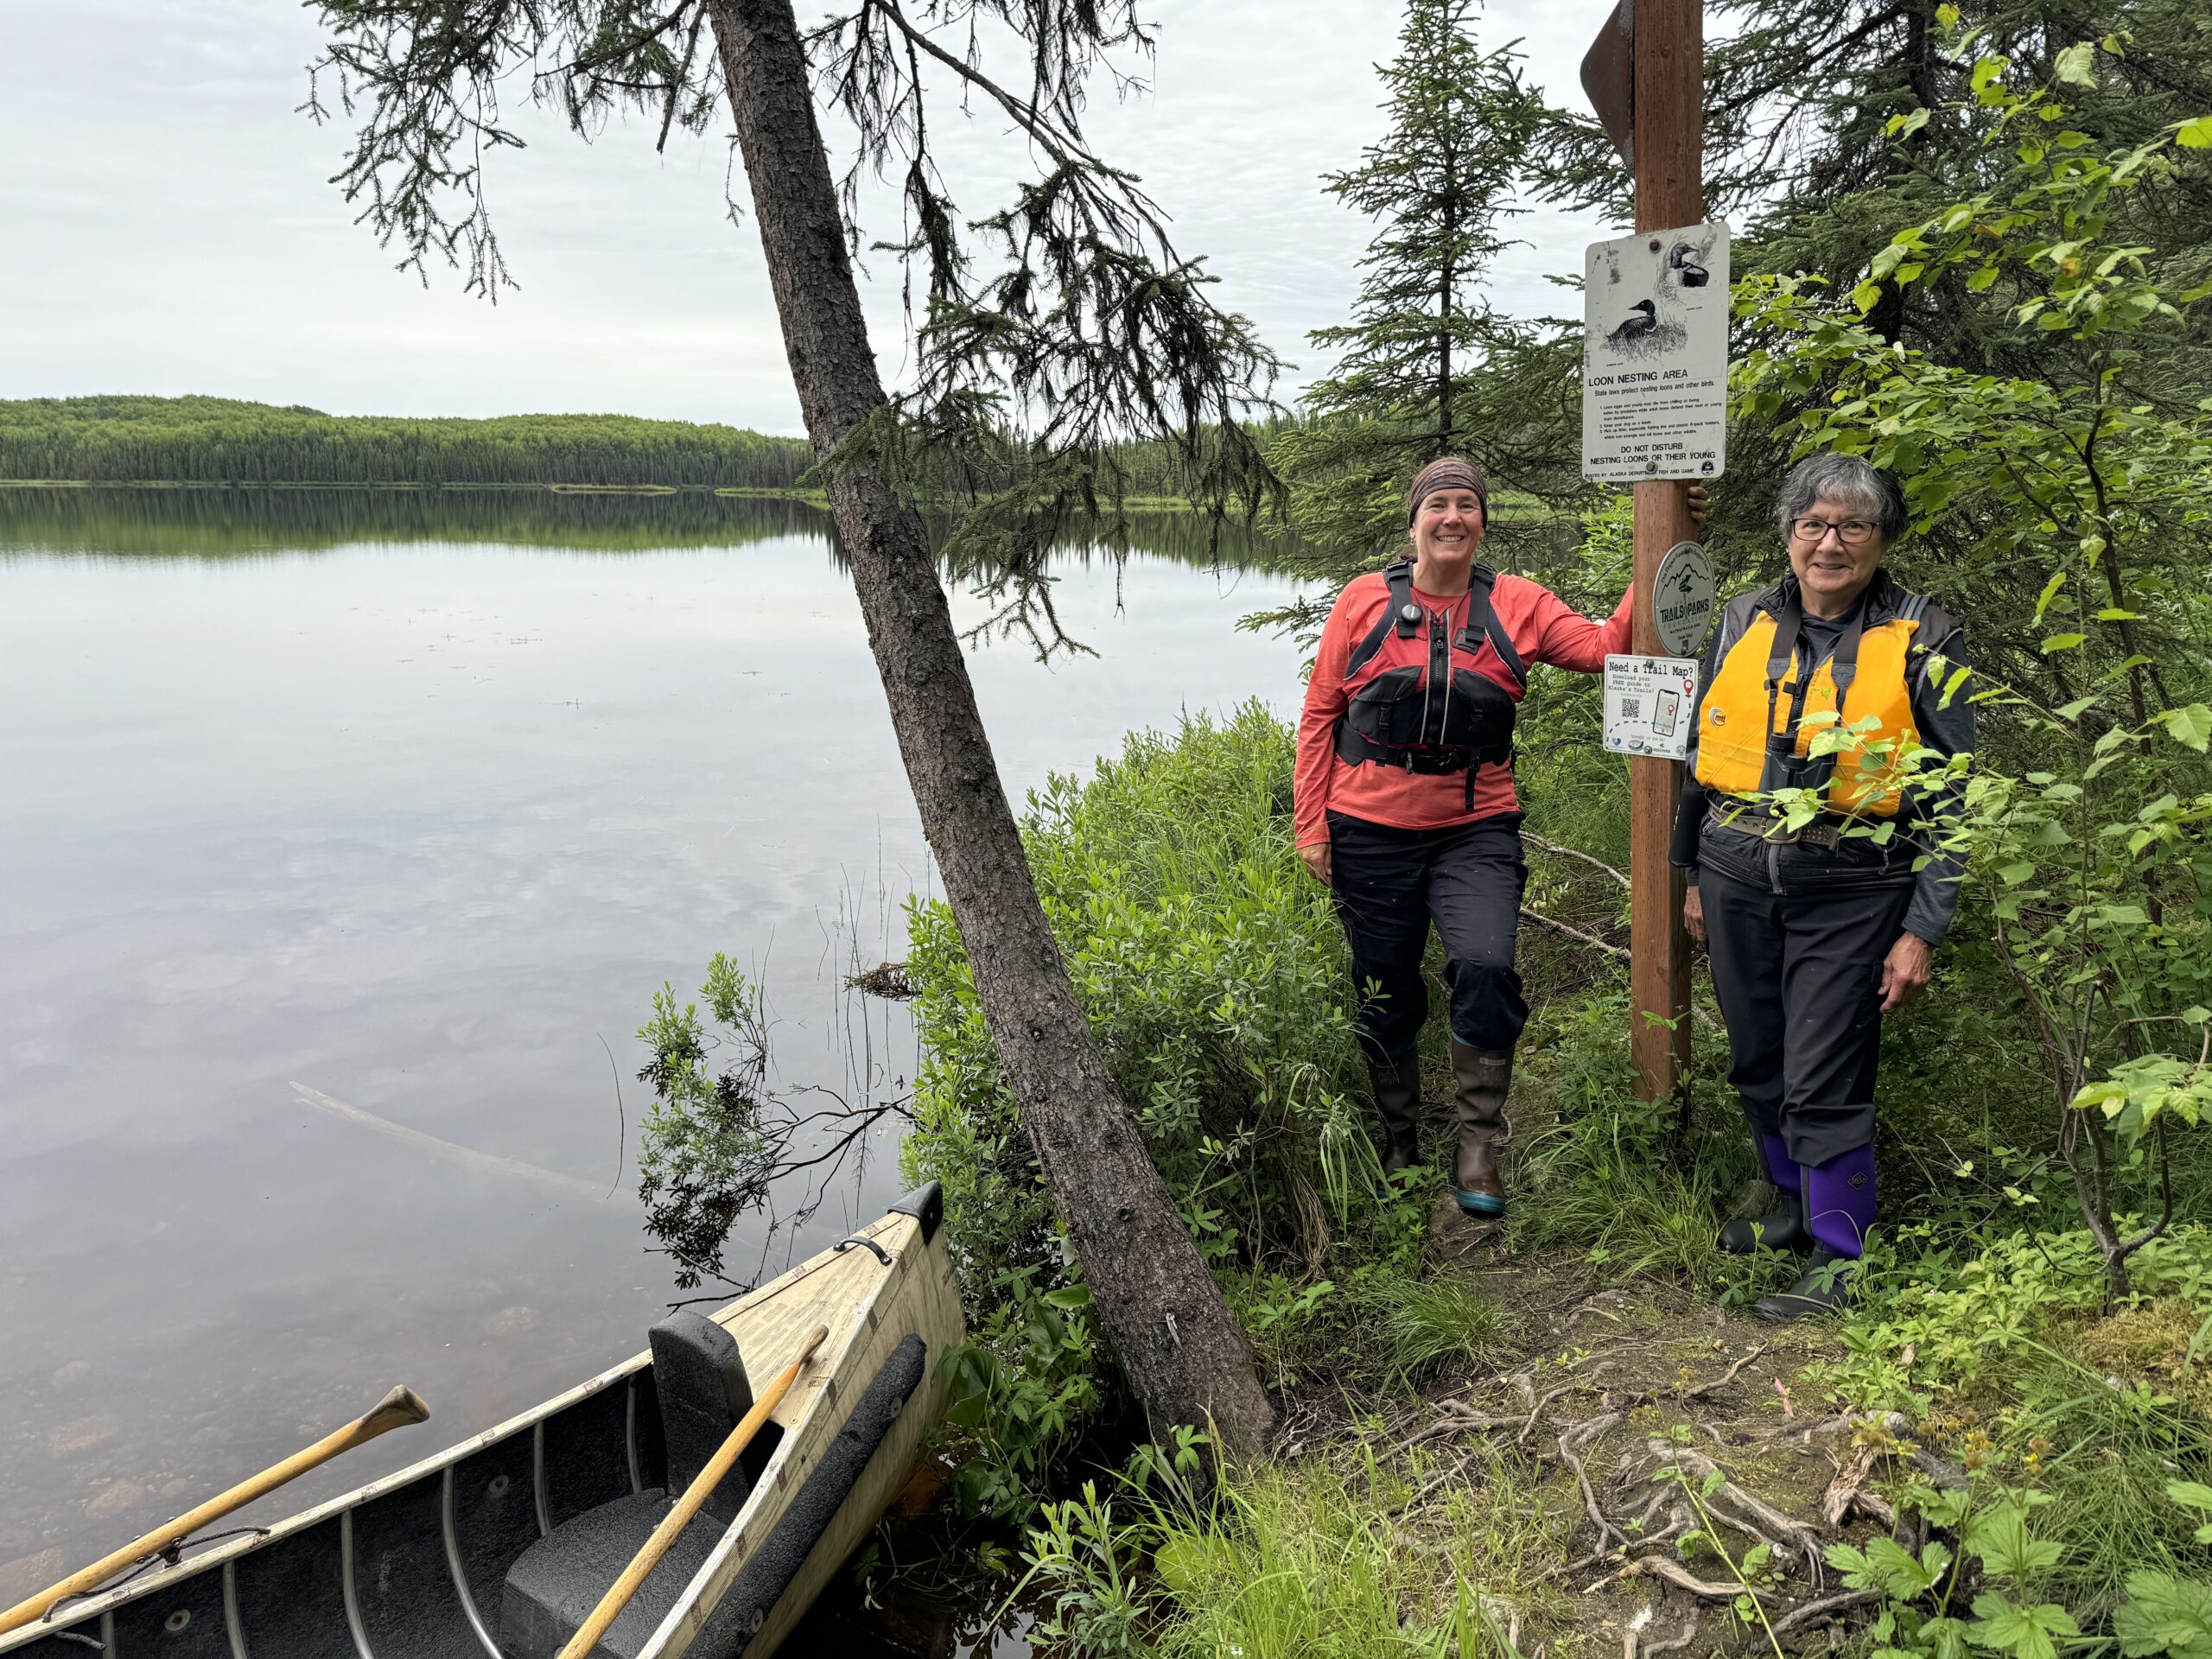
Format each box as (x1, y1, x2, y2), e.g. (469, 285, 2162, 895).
(1450, 1039, 1510, 1217)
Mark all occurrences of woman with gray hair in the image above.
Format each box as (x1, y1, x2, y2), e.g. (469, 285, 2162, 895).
(1673, 453, 1972, 1320)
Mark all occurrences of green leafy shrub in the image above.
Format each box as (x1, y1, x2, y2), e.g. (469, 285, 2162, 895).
(901, 702, 1384, 1514)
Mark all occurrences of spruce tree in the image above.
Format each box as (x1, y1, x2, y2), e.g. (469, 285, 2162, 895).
(1270, 0, 1569, 591)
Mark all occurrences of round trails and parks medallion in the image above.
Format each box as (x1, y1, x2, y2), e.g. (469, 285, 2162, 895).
(1651, 540, 1715, 658)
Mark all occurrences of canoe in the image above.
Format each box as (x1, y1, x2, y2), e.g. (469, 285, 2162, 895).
(1, 1184, 963, 1659)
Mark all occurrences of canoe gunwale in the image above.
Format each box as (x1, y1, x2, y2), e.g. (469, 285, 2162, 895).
(0, 1207, 919, 1656)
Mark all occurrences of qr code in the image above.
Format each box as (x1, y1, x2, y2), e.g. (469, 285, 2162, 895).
(1619, 697, 1641, 719)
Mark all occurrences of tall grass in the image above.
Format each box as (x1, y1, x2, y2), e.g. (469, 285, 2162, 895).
(1020, 1452, 1559, 1659)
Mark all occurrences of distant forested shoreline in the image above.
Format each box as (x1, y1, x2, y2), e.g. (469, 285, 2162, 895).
(0, 396, 815, 489)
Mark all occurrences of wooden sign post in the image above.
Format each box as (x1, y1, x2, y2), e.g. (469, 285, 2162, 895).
(1584, 0, 1704, 1101)
(1630, 0, 1700, 1102)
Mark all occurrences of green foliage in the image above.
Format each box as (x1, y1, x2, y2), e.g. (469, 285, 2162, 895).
(1014, 1483, 1153, 1659)
(1728, 41, 2212, 1294)
(1815, 1223, 2212, 1407)
(1506, 992, 1751, 1292)
(1380, 1275, 1508, 1382)
(899, 704, 1382, 1514)
(0, 396, 812, 488)
(1014, 1449, 1541, 1659)
(2117, 1568, 2212, 1659)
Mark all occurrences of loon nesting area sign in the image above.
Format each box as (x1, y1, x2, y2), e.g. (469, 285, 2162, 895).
(1582, 222, 1730, 483)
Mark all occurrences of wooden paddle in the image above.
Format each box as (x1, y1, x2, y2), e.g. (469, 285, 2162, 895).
(0, 1384, 430, 1637)
(556, 1324, 830, 1659)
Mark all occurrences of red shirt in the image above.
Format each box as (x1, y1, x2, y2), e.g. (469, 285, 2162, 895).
(1295, 570, 1633, 845)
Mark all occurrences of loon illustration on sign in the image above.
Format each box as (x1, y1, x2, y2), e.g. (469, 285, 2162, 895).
(1583, 222, 1731, 484)
(1651, 540, 1716, 658)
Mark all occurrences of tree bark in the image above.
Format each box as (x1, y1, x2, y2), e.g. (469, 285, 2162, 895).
(703, 0, 1275, 1457)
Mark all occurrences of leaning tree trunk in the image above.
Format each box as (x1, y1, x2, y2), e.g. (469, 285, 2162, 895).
(704, 0, 1275, 1456)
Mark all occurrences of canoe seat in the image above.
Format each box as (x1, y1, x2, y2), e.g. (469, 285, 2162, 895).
(498, 1313, 771, 1659)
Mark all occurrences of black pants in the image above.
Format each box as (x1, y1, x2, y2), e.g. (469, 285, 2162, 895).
(1328, 810, 1529, 1064)
(1697, 823, 1916, 1166)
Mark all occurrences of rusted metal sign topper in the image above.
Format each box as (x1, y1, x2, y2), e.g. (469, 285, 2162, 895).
(1580, 0, 1636, 168)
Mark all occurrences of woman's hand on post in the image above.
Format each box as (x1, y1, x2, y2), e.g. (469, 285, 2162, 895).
(1299, 840, 1332, 886)
(1688, 482, 1710, 531)
(1880, 931, 1933, 1012)
(1682, 883, 1705, 944)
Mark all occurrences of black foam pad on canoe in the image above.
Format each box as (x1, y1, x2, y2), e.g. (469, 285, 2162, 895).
(497, 1491, 715, 1659)
(649, 1311, 755, 1525)
(888, 1181, 944, 1243)
(696, 1333, 928, 1656)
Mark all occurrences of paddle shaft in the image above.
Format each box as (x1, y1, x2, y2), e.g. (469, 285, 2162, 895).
(557, 1324, 830, 1659)
(0, 1385, 430, 1637)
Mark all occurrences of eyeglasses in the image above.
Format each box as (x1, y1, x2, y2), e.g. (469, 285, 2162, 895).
(1789, 517, 1881, 547)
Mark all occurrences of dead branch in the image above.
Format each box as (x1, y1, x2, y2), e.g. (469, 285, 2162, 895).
(1525, 831, 1632, 890)
(1681, 1345, 1766, 1402)
(1819, 1443, 1878, 1530)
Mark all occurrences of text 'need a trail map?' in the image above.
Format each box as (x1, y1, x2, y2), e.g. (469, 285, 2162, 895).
(1582, 223, 1731, 484)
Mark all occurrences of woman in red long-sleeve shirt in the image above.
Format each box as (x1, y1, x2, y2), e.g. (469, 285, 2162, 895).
(1296, 456, 1665, 1218)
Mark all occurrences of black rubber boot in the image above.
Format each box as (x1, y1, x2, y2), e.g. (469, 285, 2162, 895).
(1753, 1247, 1858, 1322)
(1450, 1039, 1510, 1218)
(1719, 1185, 1812, 1255)
(1371, 1055, 1423, 1192)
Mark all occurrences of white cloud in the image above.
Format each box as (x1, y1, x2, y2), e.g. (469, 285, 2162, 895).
(0, 0, 1622, 429)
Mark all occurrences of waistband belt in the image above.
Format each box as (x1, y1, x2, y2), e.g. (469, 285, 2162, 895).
(1709, 809, 1845, 851)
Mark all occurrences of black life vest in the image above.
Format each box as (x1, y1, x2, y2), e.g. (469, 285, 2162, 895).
(1334, 558, 1528, 808)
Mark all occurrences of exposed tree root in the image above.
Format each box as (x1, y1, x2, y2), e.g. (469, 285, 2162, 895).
(1629, 1438, 1826, 1585)
(1641, 1617, 1703, 1657)
(1593, 1554, 1784, 1604)
(1770, 1587, 1883, 1635)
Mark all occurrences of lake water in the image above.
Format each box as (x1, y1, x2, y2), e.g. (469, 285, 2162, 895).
(0, 488, 1301, 1649)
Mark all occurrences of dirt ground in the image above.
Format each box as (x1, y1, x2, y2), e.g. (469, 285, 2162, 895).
(1260, 1191, 1913, 1659)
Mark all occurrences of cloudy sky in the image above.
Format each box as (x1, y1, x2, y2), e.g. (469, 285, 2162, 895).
(0, 1, 1624, 433)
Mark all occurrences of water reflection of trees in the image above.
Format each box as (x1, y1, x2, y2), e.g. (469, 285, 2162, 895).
(0, 486, 827, 558)
(0, 486, 1300, 575)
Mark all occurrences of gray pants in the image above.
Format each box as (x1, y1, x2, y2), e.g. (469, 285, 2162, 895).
(1697, 823, 1916, 1167)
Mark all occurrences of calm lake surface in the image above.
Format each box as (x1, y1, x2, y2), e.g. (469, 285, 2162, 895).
(0, 488, 1301, 1649)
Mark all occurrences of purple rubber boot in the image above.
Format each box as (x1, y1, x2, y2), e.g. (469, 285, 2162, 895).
(1760, 1133, 1801, 1192)
(1756, 1144, 1875, 1322)
(1802, 1144, 1878, 1258)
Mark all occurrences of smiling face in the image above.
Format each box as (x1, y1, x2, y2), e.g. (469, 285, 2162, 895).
(1412, 488, 1486, 587)
(1786, 495, 1887, 612)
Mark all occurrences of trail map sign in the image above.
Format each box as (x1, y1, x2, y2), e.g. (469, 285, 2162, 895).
(1651, 540, 1716, 657)
(1604, 653, 1700, 761)
(1582, 222, 1731, 483)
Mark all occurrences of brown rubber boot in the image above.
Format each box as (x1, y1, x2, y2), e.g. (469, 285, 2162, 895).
(1450, 1039, 1510, 1217)
(1371, 1055, 1423, 1188)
